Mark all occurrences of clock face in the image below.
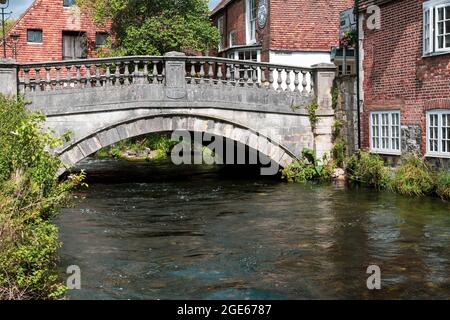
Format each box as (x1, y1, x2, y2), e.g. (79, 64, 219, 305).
(257, 0, 268, 29)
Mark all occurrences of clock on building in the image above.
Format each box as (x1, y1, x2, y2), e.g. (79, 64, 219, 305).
(257, 0, 268, 29)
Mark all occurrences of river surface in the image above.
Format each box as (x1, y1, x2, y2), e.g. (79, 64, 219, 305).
(57, 158, 450, 300)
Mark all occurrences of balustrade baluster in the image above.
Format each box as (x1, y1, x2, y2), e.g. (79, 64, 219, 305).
(301, 70, 308, 94)
(242, 65, 249, 86)
(268, 67, 274, 91)
(251, 65, 258, 86)
(293, 70, 300, 93)
(285, 69, 291, 92)
(225, 64, 231, 85)
(105, 64, 111, 86)
(114, 63, 121, 86)
(160, 64, 165, 83)
(143, 61, 149, 84)
(309, 71, 316, 96)
(55, 66, 61, 90)
(124, 61, 130, 84)
(260, 66, 266, 88)
(190, 62, 197, 84)
(276, 68, 283, 91)
(152, 61, 158, 84)
(216, 62, 223, 85)
(208, 61, 214, 84)
(199, 62, 205, 84)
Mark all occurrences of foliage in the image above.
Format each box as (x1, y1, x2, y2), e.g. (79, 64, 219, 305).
(0, 18, 17, 38)
(436, 170, 450, 201)
(306, 97, 319, 132)
(96, 133, 177, 160)
(78, 0, 220, 56)
(340, 30, 357, 48)
(281, 148, 333, 183)
(346, 151, 392, 189)
(0, 94, 84, 300)
(331, 119, 346, 167)
(391, 154, 436, 197)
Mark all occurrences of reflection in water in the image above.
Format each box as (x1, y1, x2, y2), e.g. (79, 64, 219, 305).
(57, 158, 450, 300)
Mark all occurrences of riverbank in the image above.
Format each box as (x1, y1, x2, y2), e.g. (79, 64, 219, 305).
(282, 149, 450, 201)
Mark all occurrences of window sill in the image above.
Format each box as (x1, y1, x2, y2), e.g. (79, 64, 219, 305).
(425, 153, 450, 159)
(27, 42, 43, 45)
(422, 50, 450, 58)
(370, 150, 402, 156)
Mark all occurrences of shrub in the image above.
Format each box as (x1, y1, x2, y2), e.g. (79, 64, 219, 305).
(391, 154, 436, 197)
(346, 151, 391, 189)
(0, 94, 84, 300)
(281, 148, 333, 183)
(436, 170, 450, 201)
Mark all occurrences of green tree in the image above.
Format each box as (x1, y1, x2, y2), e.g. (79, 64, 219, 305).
(78, 0, 219, 56)
(0, 18, 17, 38)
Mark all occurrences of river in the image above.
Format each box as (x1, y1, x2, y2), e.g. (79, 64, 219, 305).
(57, 158, 450, 300)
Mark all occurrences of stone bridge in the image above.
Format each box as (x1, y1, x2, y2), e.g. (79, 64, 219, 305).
(0, 52, 336, 172)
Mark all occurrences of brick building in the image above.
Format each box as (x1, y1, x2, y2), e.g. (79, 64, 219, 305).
(358, 0, 450, 160)
(210, 0, 354, 67)
(2, 0, 111, 62)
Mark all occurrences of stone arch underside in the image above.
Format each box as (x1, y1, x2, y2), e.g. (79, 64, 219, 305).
(58, 113, 297, 174)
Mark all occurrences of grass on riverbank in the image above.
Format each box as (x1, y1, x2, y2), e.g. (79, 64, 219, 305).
(0, 95, 84, 300)
(282, 148, 450, 201)
(346, 151, 449, 200)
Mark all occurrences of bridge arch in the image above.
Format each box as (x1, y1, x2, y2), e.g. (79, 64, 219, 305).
(58, 113, 296, 174)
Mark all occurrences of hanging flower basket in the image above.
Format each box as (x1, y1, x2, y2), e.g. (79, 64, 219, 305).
(340, 30, 357, 48)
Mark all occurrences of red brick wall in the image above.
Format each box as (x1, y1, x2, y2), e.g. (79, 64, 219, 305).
(361, 0, 450, 153)
(4, 0, 111, 62)
(269, 0, 353, 51)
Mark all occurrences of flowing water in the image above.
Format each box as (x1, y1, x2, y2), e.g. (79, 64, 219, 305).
(57, 158, 450, 300)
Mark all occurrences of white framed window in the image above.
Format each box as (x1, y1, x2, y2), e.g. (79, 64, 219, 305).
(423, 0, 450, 55)
(370, 111, 401, 155)
(217, 16, 225, 51)
(246, 0, 257, 44)
(426, 110, 450, 157)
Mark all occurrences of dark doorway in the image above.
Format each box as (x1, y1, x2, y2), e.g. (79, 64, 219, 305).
(62, 31, 87, 60)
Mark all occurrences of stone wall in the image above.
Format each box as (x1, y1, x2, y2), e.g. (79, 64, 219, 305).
(333, 75, 359, 156)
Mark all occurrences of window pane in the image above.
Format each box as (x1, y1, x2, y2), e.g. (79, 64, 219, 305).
(27, 29, 42, 43)
(429, 114, 439, 152)
(438, 7, 444, 21)
(442, 114, 450, 153)
(446, 6, 450, 19)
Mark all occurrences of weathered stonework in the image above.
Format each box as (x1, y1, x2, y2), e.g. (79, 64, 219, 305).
(401, 124, 421, 154)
